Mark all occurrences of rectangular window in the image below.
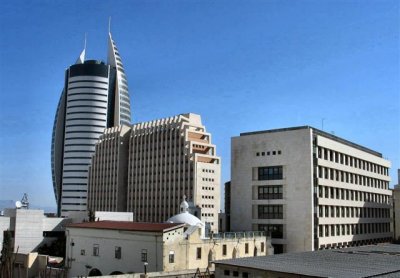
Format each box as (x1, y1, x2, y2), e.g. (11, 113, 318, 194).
(196, 247, 202, 259)
(80, 249, 85, 256)
(115, 246, 121, 259)
(169, 251, 175, 263)
(224, 270, 230, 276)
(233, 271, 239, 277)
(258, 185, 283, 199)
(93, 244, 99, 256)
(258, 205, 283, 219)
(261, 242, 265, 253)
(141, 249, 148, 262)
(259, 224, 284, 238)
(223, 244, 227, 256)
(242, 273, 249, 278)
(258, 166, 283, 180)
(245, 243, 249, 254)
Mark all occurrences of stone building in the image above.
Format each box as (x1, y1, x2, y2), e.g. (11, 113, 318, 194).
(87, 113, 221, 231)
(231, 126, 392, 253)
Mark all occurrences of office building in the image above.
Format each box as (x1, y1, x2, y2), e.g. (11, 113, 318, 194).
(51, 32, 132, 216)
(87, 113, 221, 231)
(231, 126, 392, 253)
(392, 169, 400, 241)
(214, 244, 400, 278)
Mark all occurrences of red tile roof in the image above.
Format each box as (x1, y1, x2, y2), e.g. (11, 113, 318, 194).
(67, 221, 183, 232)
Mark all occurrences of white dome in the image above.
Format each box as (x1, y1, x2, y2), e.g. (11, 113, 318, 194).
(167, 211, 204, 227)
(180, 200, 189, 211)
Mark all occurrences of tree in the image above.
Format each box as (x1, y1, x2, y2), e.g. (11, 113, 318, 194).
(0, 230, 13, 277)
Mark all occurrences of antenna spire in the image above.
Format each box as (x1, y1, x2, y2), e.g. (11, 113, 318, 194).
(84, 32, 87, 51)
(108, 16, 112, 34)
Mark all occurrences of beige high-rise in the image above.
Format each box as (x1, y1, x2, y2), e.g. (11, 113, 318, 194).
(88, 113, 221, 231)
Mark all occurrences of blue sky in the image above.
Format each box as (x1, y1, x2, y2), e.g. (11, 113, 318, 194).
(0, 0, 399, 209)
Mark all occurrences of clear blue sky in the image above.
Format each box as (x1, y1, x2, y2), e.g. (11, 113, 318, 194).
(0, 0, 399, 209)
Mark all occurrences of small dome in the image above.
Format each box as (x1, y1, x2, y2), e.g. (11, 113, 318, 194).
(167, 212, 203, 227)
(180, 200, 189, 212)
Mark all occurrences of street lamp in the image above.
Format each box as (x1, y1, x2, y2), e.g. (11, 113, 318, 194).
(143, 262, 148, 275)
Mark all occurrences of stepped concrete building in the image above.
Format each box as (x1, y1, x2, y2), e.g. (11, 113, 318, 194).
(51, 33, 132, 216)
(231, 126, 392, 253)
(87, 113, 221, 231)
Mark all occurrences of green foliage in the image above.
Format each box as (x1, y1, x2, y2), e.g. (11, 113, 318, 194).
(37, 236, 66, 258)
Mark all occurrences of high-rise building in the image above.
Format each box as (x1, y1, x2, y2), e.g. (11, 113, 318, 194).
(87, 113, 221, 231)
(51, 33, 132, 216)
(231, 126, 392, 253)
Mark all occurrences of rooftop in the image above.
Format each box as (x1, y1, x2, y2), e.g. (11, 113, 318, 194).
(214, 244, 400, 278)
(240, 125, 382, 157)
(67, 221, 184, 233)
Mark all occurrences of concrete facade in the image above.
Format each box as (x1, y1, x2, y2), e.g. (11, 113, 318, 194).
(392, 169, 400, 241)
(87, 113, 221, 231)
(65, 221, 271, 277)
(0, 209, 69, 254)
(231, 126, 392, 253)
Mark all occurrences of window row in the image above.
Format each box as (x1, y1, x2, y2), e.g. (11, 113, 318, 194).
(317, 146, 389, 176)
(202, 186, 215, 191)
(202, 169, 215, 173)
(318, 166, 389, 189)
(256, 150, 282, 157)
(85, 245, 122, 259)
(258, 166, 283, 180)
(202, 177, 215, 182)
(318, 222, 390, 237)
(318, 185, 390, 204)
(258, 205, 283, 219)
(258, 224, 283, 238)
(258, 185, 283, 200)
(318, 205, 390, 219)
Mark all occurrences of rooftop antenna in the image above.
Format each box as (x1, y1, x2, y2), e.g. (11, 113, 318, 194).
(108, 16, 112, 34)
(20, 193, 29, 209)
(321, 118, 325, 131)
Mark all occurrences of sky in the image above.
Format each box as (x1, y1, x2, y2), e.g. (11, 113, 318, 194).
(0, 0, 399, 210)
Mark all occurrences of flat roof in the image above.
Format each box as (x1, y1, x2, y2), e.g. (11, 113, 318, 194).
(215, 244, 400, 278)
(240, 125, 382, 157)
(67, 221, 184, 233)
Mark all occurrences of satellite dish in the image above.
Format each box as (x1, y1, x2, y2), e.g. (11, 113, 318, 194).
(15, 201, 22, 209)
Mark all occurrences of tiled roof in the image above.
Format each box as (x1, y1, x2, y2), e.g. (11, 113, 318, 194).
(67, 221, 183, 232)
(214, 244, 400, 278)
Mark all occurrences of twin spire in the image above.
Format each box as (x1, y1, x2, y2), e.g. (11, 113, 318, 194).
(75, 17, 113, 65)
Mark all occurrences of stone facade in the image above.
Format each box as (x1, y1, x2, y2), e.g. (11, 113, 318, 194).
(87, 113, 221, 231)
(231, 126, 392, 253)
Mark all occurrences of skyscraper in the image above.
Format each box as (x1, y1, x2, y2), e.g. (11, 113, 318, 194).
(51, 33, 132, 216)
(87, 113, 221, 232)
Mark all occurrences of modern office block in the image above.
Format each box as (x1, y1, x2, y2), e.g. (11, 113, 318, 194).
(392, 169, 400, 241)
(87, 113, 221, 231)
(231, 126, 392, 253)
(51, 33, 132, 216)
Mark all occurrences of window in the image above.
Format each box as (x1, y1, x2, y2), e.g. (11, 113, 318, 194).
(224, 270, 230, 276)
(258, 205, 283, 219)
(169, 251, 175, 263)
(223, 244, 227, 256)
(80, 249, 85, 256)
(261, 242, 265, 253)
(242, 272, 249, 278)
(258, 185, 283, 199)
(245, 243, 249, 254)
(259, 224, 283, 238)
(115, 246, 121, 259)
(196, 247, 202, 259)
(93, 244, 99, 256)
(258, 166, 283, 180)
(233, 271, 239, 277)
(141, 249, 148, 262)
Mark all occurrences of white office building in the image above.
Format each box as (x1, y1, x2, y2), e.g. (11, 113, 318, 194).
(231, 126, 392, 253)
